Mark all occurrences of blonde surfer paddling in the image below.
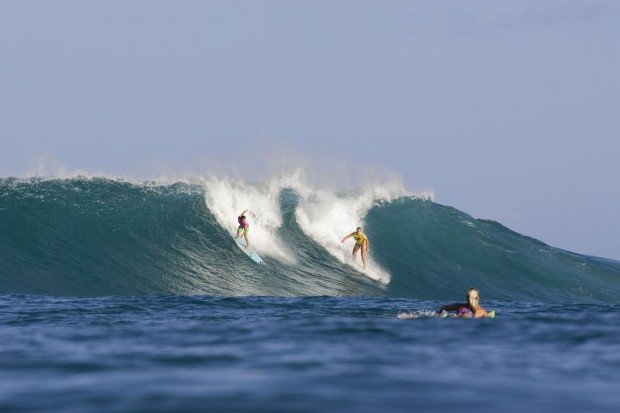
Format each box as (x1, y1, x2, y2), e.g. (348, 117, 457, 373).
(437, 288, 491, 318)
(341, 227, 370, 270)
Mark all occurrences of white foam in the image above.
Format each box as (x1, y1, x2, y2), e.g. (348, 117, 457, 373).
(202, 175, 295, 263)
(293, 177, 409, 284)
(201, 170, 413, 283)
(397, 309, 440, 319)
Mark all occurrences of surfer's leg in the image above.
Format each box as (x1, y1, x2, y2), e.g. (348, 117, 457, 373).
(243, 227, 250, 248)
(352, 244, 360, 259)
(236, 227, 243, 238)
(360, 244, 367, 269)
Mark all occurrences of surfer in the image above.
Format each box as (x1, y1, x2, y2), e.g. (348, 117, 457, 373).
(341, 227, 370, 270)
(437, 288, 490, 318)
(236, 209, 250, 248)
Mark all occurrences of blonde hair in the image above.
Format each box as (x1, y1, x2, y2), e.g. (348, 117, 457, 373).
(466, 288, 479, 306)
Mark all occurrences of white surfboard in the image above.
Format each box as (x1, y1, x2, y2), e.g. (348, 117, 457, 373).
(234, 236, 264, 264)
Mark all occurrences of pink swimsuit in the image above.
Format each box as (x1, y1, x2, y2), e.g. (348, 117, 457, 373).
(458, 306, 474, 317)
(238, 216, 249, 228)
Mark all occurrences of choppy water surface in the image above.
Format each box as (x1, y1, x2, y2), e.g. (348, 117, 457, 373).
(1, 295, 619, 413)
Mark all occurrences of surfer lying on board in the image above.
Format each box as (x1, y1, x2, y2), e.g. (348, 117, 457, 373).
(236, 210, 250, 248)
(341, 227, 370, 270)
(437, 288, 490, 318)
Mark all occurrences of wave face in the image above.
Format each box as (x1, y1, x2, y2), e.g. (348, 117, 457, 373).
(1, 177, 618, 302)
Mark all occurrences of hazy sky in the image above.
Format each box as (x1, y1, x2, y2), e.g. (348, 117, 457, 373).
(1, 1, 619, 260)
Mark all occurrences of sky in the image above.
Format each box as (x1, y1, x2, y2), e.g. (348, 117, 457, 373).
(1, 0, 619, 260)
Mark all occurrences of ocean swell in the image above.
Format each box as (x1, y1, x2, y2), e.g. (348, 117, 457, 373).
(0, 177, 618, 302)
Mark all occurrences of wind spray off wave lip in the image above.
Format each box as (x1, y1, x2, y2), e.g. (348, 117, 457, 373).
(0, 175, 618, 302)
(203, 171, 407, 283)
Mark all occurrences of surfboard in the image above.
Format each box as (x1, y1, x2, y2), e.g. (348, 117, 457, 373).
(234, 236, 264, 264)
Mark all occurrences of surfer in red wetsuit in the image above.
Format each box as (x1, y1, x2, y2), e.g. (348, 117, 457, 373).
(236, 210, 250, 248)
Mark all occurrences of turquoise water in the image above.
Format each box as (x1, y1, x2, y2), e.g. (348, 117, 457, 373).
(1, 178, 619, 412)
(1, 178, 618, 301)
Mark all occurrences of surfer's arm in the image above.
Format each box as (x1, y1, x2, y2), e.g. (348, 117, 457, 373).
(341, 232, 355, 243)
(475, 307, 489, 318)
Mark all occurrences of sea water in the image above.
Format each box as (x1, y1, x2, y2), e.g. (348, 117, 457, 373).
(1, 177, 619, 412)
(1, 295, 619, 412)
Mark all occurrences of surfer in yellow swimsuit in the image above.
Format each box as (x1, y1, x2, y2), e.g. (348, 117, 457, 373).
(341, 227, 370, 270)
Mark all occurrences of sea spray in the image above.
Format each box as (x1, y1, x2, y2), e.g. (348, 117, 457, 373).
(203, 175, 294, 263)
(293, 179, 409, 283)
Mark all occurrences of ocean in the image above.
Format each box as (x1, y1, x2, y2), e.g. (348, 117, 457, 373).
(1, 177, 619, 412)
